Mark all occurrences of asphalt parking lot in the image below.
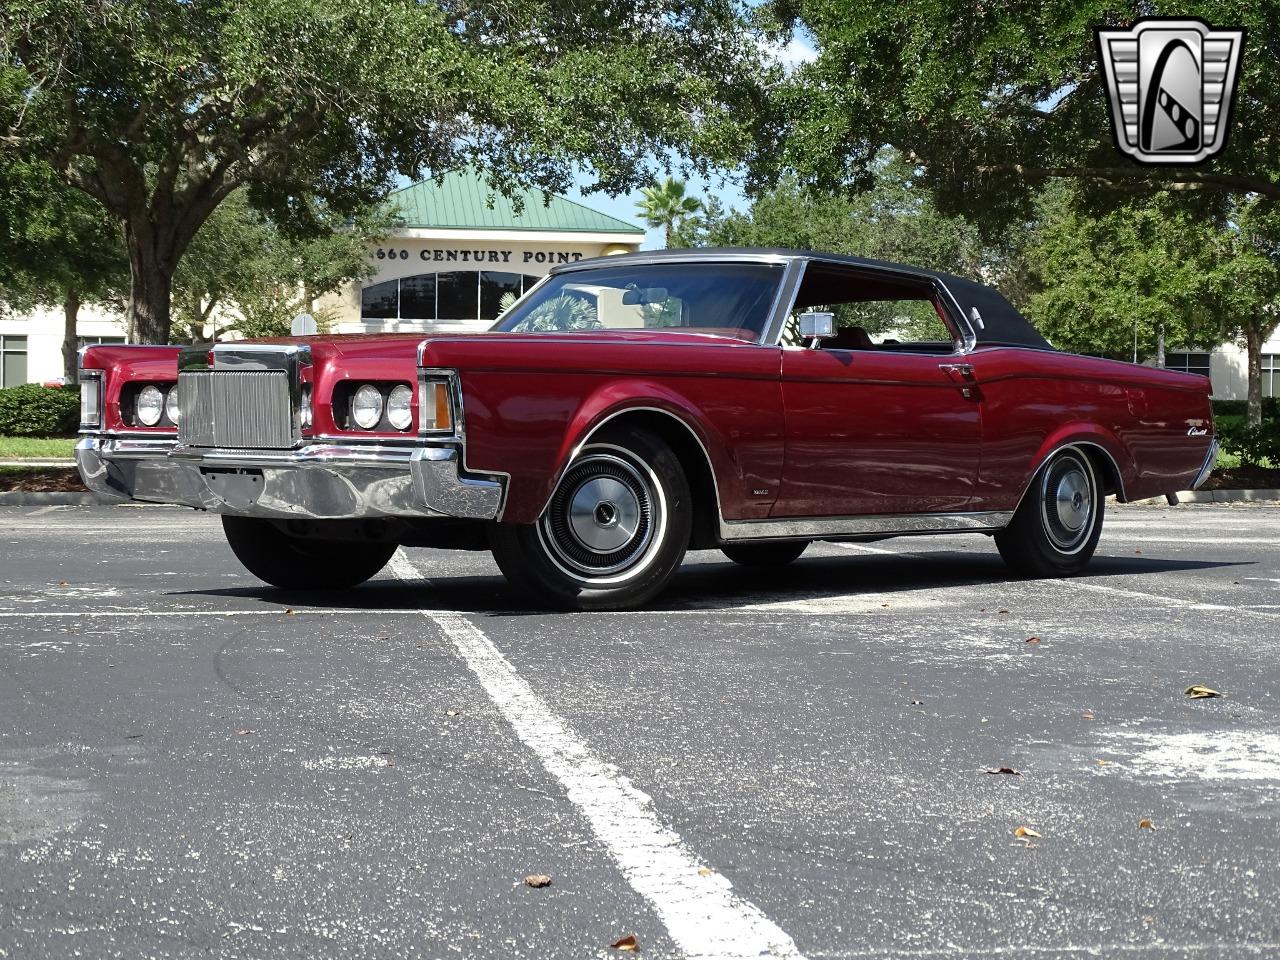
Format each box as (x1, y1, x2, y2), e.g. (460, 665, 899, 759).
(1, 501, 1278, 959)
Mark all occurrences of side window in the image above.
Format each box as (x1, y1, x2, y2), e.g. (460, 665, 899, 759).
(784, 264, 960, 352)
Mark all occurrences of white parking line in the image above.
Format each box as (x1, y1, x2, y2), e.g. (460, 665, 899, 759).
(391, 549, 805, 960)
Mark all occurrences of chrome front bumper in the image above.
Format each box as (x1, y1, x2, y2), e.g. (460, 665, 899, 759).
(75, 437, 505, 521)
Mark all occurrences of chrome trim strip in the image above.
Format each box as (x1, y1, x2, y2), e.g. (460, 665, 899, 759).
(537, 405, 725, 523)
(1006, 441, 1129, 516)
(1192, 438, 1219, 490)
(719, 510, 1013, 541)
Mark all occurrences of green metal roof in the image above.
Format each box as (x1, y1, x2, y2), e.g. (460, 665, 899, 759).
(390, 170, 644, 234)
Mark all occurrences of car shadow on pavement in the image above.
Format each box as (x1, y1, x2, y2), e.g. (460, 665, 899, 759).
(170, 549, 1250, 616)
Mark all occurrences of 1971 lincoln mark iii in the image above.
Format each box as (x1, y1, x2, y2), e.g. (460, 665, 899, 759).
(76, 249, 1217, 609)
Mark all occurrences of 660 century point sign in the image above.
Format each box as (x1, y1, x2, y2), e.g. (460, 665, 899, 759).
(375, 247, 588, 265)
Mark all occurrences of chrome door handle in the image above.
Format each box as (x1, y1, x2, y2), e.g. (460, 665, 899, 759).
(938, 363, 974, 377)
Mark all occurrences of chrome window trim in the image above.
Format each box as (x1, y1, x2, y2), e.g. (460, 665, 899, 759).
(759, 258, 808, 346)
(765, 257, 975, 353)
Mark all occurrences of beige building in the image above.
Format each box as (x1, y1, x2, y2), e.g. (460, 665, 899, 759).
(319, 170, 644, 335)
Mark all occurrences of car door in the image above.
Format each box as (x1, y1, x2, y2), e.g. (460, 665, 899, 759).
(771, 266, 983, 518)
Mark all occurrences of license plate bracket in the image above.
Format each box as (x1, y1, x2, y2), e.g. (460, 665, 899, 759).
(203, 469, 265, 510)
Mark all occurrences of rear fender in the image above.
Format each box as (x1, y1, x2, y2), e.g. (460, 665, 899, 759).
(1024, 423, 1133, 503)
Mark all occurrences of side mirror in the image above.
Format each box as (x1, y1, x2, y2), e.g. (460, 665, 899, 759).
(969, 306, 985, 331)
(798, 311, 836, 349)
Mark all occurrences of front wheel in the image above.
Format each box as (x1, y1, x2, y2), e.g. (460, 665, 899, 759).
(488, 428, 692, 610)
(995, 448, 1104, 577)
(221, 516, 397, 590)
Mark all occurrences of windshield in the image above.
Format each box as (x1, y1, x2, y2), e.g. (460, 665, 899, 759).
(491, 262, 784, 341)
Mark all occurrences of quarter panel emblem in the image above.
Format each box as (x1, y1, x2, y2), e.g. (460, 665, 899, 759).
(1096, 18, 1245, 165)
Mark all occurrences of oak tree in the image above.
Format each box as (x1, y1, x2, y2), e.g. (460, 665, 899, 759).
(2, 0, 772, 343)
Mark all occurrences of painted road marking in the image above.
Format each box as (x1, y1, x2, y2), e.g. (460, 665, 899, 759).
(390, 549, 806, 960)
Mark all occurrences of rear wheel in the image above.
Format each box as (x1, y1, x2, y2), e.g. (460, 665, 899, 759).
(995, 448, 1104, 577)
(721, 541, 808, 567)
(221, 516, 396, 590)
(488, 427, 691, 610)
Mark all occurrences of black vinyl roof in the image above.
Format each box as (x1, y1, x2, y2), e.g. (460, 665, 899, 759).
(557, 247, 1054, 351)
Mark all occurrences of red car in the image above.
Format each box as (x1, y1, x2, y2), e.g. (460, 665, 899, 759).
(77, 249, 1217, 610)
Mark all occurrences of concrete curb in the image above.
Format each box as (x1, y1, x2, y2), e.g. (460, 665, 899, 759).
(0, 458, 77, 467)
(1131, 488, 1280, 505)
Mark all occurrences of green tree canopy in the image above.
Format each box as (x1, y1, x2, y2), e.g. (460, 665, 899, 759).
(761, 1, 1278, 227)
(170, 190, 391, 342)
(0, 154, 127, 380)
(2, 0, 773, 343)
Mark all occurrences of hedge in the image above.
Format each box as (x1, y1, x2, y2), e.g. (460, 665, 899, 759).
(1211, 397, 1280, 419)
(0, 384, 81, 437)
(1216, 414, 1280, 466)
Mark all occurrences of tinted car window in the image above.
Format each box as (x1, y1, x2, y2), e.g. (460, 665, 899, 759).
(493, 263, 784, 341)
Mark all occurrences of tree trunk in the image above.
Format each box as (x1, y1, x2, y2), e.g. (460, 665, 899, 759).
(124, 222, 175, 344)
(1246, 326, 1264, 427)
(62, 290, 82, 383)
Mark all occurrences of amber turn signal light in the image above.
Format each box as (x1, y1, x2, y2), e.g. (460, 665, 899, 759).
(423, 379, 453, 432)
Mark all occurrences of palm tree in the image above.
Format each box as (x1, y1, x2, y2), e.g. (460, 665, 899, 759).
(635, 177, 702, 248)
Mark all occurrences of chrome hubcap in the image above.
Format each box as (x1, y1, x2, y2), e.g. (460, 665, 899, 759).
(539, 450, 662, 580)
(568, 477, 641, 553)
(1040, 453, 1095, 552)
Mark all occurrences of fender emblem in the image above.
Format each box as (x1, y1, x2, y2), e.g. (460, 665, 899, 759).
(1187, 426, 1208, 436)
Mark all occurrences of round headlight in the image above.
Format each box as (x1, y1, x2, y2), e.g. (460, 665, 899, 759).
(164, 385, 180, 424)
(351, 384, 383, 430)
(386, 384, 413, 431)
(136, 385, 164, 426)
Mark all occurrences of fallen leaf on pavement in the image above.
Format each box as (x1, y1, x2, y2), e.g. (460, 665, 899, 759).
(985, 767, 1021, 775)
(446, 709, 459, 717)
(1139, 818, 1156, 830)
(1013, 826, 1041, 839)
(523, 874, 552, 888)
(998, 609, 1010, 614)
(1097, 759, 1109, 766)
(1184, 684, 1222, 699)
(698, 867, 713, 876)
(611, 934, 639, 951)
(235, 729, 252, 736)
(57, 580, 69, 586)
(1082, 712, 1095, 720)
(1026, 637, 1041, 644)
(284, 608, 296, 615)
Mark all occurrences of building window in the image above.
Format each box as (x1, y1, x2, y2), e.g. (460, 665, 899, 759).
(1, 335, 28, 387)
(399, 274, 437, 321)
(1264, 354, 1280, 398)
(77, 336, 127, 349)
(361, 272, 542, 323)
(360, 279, 399, 319)
(1165, 351, 1211, 377)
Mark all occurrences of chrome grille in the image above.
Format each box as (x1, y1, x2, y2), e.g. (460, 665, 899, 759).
(178, 371, 294, 448)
